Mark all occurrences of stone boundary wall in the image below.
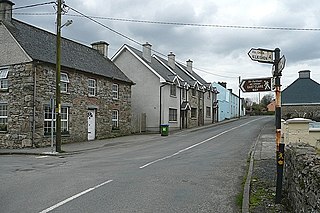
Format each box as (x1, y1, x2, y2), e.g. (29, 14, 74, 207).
(284, 144, 320, 212)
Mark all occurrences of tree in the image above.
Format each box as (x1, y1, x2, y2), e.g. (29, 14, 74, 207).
(260, 93, 274, 107)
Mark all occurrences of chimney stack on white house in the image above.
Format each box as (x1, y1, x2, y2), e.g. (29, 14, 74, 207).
(91, 41, 109, 58)
(186, 59, 193, 73)
(168, 52, 175, 70)
(142, 42, 152, 63)
(298, 70, 311, 79)
(0, 0, 14, 22)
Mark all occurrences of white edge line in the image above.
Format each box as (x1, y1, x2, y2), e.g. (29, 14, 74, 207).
(139, 118, 262, 169)
(39, 180, 113, 213)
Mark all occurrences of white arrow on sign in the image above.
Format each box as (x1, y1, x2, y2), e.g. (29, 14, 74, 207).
(248, 48, 274, 63)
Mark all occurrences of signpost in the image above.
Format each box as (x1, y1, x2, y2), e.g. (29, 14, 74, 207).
(248, 48, 274, 63)
(240, 77, 272, 93)
(246, 47, 285, 204)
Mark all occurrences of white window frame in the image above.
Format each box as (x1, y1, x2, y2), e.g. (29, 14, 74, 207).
(88, 79, 96, 96)
(44, 105, 69, 135)
(61, 72, 69, 93)
(0, 67, 9, 90)
(112, 110, 119, 129)
(169, 108, 178, 122)
(112, 84, 119, 100)
(0, 103, 8, 131)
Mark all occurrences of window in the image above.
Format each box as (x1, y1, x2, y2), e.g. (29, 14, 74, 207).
(112, 84, 119, 99)
(88, 79, 96, 96)
(169, 108, 177, 122)
(206, 107, 211, 117)
(0, 67, 9, 90)
(192, 88, 196, 96)
(207, 91, 211, 99)
(112, 110, 119, 129)
(44, 105, 69, 135)
(61, 73, 69, 93)
(191, 108, 197, 118)
(182, 88, 186, 100)
(0, 103, 8, 131)
(170, 84, 176, 97)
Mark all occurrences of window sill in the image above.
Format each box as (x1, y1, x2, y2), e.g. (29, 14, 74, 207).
(0, 88, 9, 92)
(0, 131, 8, 134)
(170, 95, 177, 98)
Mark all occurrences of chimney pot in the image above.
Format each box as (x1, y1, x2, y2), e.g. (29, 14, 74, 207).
(186, 59, 193, 73)
(0, 0, 15, 22)
(168, 52, 175, 70)
(91, 41, 109, 58)
(142, 42, 152, 63)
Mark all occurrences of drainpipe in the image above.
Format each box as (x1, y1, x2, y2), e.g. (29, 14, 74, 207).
(159, 83, 167, 132)
(32, 64, 37, 147)
(179, 87, 182, 130)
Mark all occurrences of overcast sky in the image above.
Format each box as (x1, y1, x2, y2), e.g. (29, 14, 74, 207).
(12, 0, 320, 102)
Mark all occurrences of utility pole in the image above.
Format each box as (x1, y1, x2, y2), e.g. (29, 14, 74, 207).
(238, 76, 241, 118)
(55, 0, 62, 152)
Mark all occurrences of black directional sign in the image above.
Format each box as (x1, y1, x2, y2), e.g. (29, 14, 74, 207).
(240, 77, 272, 92)
(248, 48, 274, 63)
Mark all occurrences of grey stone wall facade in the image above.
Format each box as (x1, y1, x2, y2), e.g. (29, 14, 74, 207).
(284, 144, 320, 212)
(282, 105, 320, 121)
(0, 62, 132, 148)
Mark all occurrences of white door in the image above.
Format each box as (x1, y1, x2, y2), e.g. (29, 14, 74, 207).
(87, 109, 95, 140)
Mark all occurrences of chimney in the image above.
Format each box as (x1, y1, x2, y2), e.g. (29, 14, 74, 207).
(168, 52, 175, 70)
(0, 0, 14, 22)
(298, 70, 311, 79)
(142, 42, 152, 63)
(218, 82, 227, 88)
(186, 59, 193, 73)
(91, 41, 109, 58)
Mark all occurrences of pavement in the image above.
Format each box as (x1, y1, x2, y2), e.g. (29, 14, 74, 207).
(0, 116, 286, 212)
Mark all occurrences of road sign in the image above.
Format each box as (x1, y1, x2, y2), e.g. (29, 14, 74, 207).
(240, 77, 272, 92)
(248, 48, 274, 63)
(272, 55, 286, 76)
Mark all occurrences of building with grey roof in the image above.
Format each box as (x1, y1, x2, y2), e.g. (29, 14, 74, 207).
(0, 0, 133, 148)
(112, 42, 218, 133)
(282, 70, 320, 121)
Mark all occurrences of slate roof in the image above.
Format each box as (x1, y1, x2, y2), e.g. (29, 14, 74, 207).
(4, 19, 133, 84)
(282, 76, 320, 105)
(126, 45, 210, 88)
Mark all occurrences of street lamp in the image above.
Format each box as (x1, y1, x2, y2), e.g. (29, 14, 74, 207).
(55, 0, 72, 152)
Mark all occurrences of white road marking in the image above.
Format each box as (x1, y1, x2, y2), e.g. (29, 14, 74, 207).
(139, 118, 262, 169)
(35, 156, 50, 159)
(39, 180, 113, 213)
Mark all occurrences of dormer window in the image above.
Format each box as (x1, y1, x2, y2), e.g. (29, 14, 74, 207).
(0, 67, 9, 90)
(61, 73, 69, 93)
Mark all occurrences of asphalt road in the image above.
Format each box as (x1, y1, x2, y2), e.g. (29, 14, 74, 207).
(0, 116, 274, 213)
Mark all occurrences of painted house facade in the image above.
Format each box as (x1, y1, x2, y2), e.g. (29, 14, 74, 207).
(212, 82, 244, 121)
(282, 70, 320, 121)
(0, 1, 133, 148)
(112, 43, 218, 133)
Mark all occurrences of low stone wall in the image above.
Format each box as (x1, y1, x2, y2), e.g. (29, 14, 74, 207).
(284, 144, 320, 212)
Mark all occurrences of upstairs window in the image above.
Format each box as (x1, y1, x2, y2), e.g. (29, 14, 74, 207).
(170, 84, 176, 97)
(0, 67, 9, 90)
(61, 73, 69, 93)
(191, 107, 197, 118)
(182, 88, 186, 100)
(0, 103, 8, 131)
(192, 88, 196, 96)
(112, 84, 119, 100)
(206, 106, 211, 117)
(88, 79, 96, 96)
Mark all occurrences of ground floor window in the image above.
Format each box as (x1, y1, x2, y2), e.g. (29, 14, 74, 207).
(169, 108, 178, 122)
(191, 107, 197, 118)
(44, 105, 69, 135)
(112, 110, 119, 129)
(0, 103, 8, 131)
(206, 107, 211, 117)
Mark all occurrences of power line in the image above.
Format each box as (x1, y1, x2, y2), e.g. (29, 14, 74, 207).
(13, 12, 320, 32)
(11, 2, 55, 11)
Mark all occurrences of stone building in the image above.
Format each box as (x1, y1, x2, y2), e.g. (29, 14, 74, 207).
(0, 1, 133, 148)
(282, 70, 320, 121)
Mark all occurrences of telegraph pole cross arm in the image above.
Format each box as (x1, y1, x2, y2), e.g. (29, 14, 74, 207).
(248, 48, 274, 64)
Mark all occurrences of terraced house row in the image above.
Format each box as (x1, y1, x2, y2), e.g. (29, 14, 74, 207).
(0, 0, 242, 148)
